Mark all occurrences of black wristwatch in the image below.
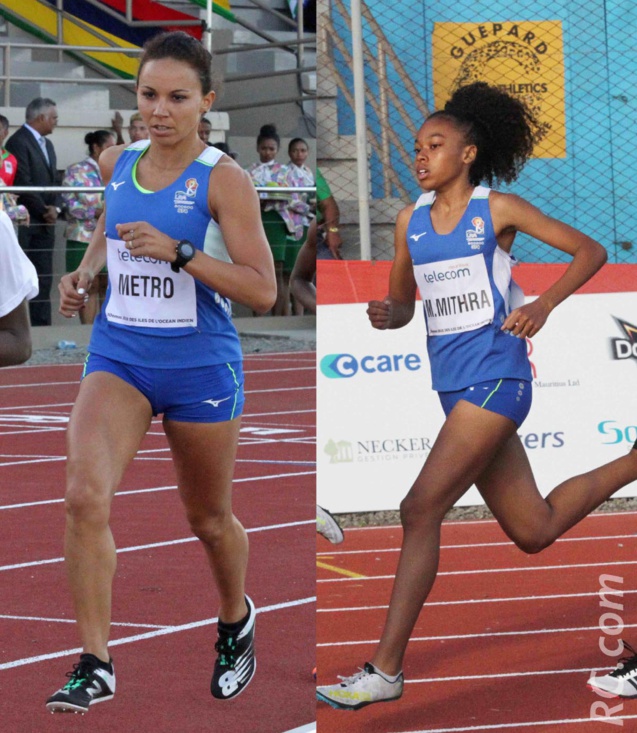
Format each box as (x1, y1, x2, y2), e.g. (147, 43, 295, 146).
(171, 239, 196, 272)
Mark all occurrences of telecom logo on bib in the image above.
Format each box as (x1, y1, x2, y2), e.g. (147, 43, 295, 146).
(174, 177, 199, 214)
(466, 216, 485, 250)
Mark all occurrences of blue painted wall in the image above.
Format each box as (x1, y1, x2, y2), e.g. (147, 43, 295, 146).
(331, 1, 637, 262)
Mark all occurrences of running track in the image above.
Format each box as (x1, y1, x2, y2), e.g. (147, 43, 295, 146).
(0, 351, 316, 733)
(317, 513, 637, 732)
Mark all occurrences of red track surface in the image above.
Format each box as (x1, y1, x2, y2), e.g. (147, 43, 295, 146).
(0, 352, 316, 732)
(317, 514, 637, 732)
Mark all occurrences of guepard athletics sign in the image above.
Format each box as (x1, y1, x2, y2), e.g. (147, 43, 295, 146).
(432, 20, 566, 158)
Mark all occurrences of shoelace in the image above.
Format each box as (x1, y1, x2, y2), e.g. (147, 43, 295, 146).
(612, 640, 637, 674)
(215, 632, 238, 669)
(337, 666, 371, 686)
(62, 660, 94, 690)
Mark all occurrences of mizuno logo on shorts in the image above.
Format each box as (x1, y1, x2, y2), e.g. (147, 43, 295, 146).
(202, 396, 232, 408)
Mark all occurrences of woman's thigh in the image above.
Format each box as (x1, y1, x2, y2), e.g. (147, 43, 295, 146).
(405, 399, 519, 515)
(66, 371, 153, 497)
(163, 417, 242, 515)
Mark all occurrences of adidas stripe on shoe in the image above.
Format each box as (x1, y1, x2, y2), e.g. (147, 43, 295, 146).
(46, 654, 115, 714)
(588, 640, 637, 698)
(316, 662, 403, 710)
(211, 595, 256, 700)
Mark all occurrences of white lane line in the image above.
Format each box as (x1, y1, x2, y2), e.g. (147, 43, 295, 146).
(0, 470, 316, 511)
(0, 518, 314, 571)
(317, 623, 637, 647)
(317, 589, 637, 612)
(404, 666, 610, 684)
(283, 724, 316, 733)
(338, 509, 637, 531)
(0, 614, 167, 629)
(243, 409, 315, 417)
(317, 559, 637, 582)
(0, 379, 315, 391)
(317, 533, 637, 555)
(0, 596, 315, 670)
(395, 715, 637, 732)
(0, 381, 79, 390)
(0, 403, 314, 416)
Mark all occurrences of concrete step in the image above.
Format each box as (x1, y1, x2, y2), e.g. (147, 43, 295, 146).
(11, 60, 85, 79)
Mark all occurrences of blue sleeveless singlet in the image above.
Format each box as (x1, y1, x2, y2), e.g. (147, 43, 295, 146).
(406, 186, 532, 392)
(88, 141, 242, 368)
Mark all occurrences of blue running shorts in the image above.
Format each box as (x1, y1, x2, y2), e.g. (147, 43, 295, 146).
(83, 352, 244, 423)
(438, 378, 532, 428)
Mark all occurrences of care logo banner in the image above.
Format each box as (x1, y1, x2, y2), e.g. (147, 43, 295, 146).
(432, 21, 566, 158)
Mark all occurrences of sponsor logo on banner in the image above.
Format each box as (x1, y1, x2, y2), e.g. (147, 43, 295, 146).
(610, 317, 637, 361)
(517, 430, 565, 449)
(320, 352, 422, 379)
(527, 338, 581, 388)
(598, 420, 637, 446)
(324, 436, 433, 463)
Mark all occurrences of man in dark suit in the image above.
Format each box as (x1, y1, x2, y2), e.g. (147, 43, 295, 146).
(6, 97, 61, 326)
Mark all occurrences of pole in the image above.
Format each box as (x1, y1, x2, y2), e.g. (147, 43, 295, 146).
(350, 0, 372, 260)
(206, 0, 213, 53)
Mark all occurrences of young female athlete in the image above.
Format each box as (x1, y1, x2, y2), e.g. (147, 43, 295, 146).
(317, 81, 637, 710)
(46, 32, 276, 714)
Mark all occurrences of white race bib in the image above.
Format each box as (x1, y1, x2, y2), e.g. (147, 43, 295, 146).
(104, 237, 197, 328)
(414, 254, 494, 335)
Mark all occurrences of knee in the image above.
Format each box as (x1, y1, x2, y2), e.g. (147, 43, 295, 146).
(64, 457, 115, 526)
(187, 508, 234, 547)
(513, 531, 554, 555)
(399, 491, 445, 532)
(64, 481, 111, 528)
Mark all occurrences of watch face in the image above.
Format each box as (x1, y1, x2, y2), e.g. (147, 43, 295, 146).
(179, 241, 196, 259)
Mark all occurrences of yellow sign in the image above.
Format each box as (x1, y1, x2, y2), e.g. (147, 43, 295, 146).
(432, 21, 566, 158)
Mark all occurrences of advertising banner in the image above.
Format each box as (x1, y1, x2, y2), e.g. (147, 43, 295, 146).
(317, 264, 637, 513)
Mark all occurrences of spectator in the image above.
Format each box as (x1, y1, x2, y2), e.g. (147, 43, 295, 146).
(290, 218, 317, 314)
(287, 137, 314, 187)
(0, 205, 38, 366)
(62, 130, 116, 324)
(316, 167, 343, 259)
(246, 124, 309, 315)
(5, 97, 61, 326)
(198, 115, 213, 145)
(0, 118, 29, 223)
(111, 111, 149, 145)
(0, 115, 18, 186)
(285, 137, 315, 312)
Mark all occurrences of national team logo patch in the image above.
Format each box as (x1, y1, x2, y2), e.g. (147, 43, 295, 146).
(466, 216, 486, 250)
(173, 178, 198, 214)
(185, 177, 198, 197)
(471, 216, 484, 234)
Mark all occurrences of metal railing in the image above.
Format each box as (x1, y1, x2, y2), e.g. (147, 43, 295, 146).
(0, 1, 317, 109)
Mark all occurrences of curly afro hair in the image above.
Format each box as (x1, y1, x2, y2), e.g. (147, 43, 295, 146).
(429, 81, 540, 187)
